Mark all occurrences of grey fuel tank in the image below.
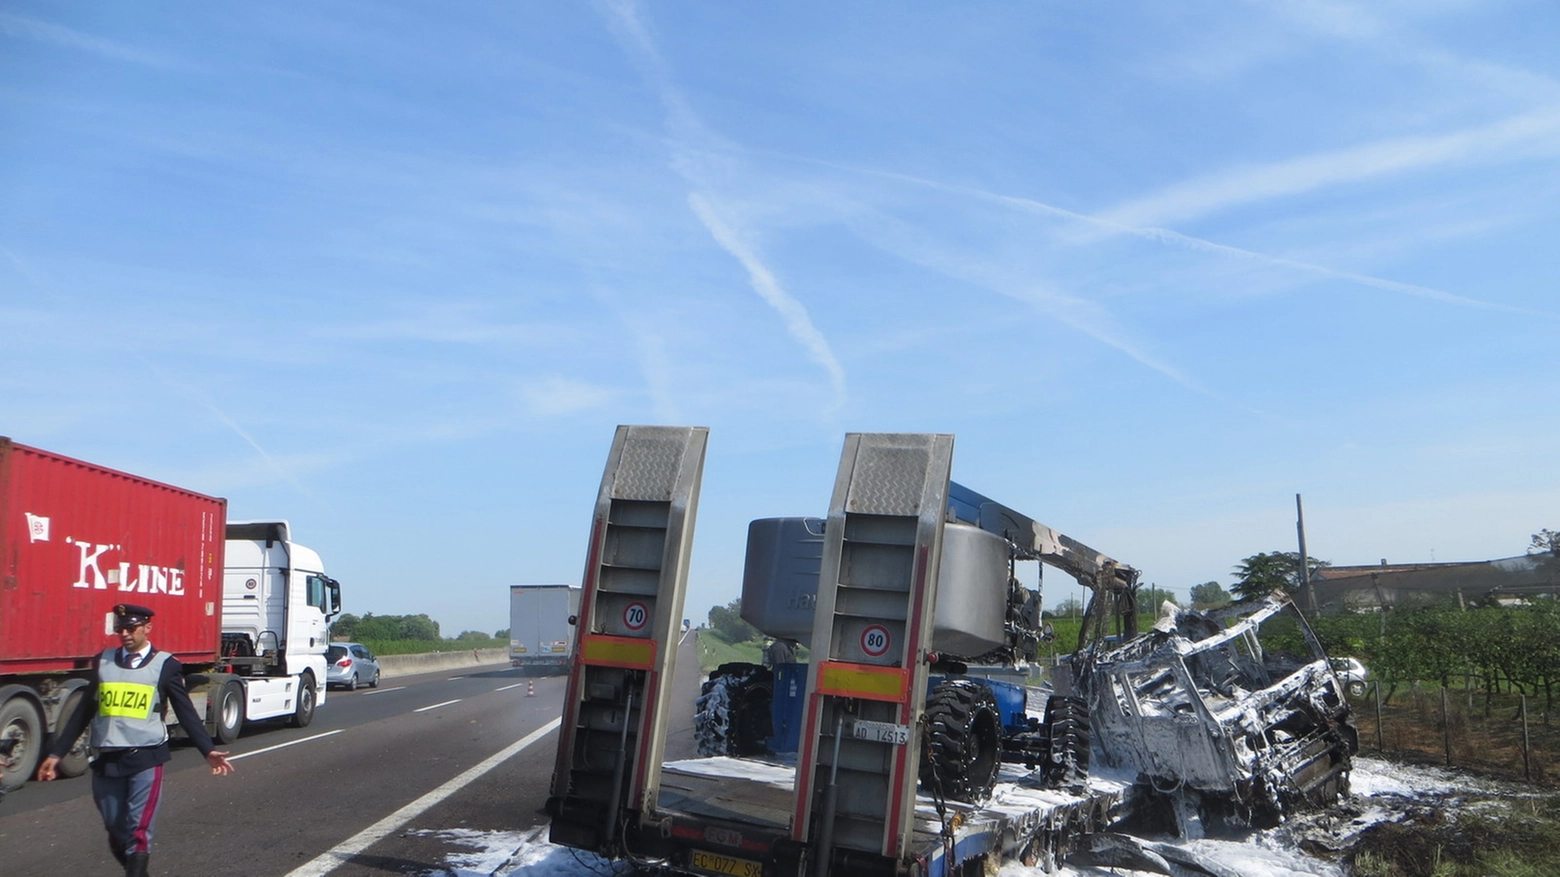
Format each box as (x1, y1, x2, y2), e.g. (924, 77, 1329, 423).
(741, 516, 1010, 658)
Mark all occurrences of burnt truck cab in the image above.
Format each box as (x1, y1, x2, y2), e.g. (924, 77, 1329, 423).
(1083, 593, 1358, 838)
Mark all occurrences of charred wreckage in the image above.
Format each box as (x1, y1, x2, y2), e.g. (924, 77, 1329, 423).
(697, 491, 1360, 841)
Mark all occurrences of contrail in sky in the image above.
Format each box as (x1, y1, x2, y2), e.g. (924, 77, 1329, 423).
(2, 246, 319, 501)
(850, 165, 1548, 317)
(601, 0, 849, 411)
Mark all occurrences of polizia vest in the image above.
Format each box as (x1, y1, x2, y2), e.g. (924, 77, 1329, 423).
(91, 648, 172, 750)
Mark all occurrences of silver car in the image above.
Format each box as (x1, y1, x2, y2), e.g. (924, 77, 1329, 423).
(326, 643, 381, 691)
(1330, 656, 1370, 697)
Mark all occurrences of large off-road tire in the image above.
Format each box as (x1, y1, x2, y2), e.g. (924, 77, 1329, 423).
(1043, 695, 1090, 788)
(694, 663, 773, 757)
(920, 680, 1002, 804)
(288, 674, 317, 728)
(0, 694, 45, 793)
(214, 680, 245, 744)
(55, 689, 92, 778)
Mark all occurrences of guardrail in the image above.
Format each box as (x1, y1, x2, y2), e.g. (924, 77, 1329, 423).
(376, 647, 509, 679)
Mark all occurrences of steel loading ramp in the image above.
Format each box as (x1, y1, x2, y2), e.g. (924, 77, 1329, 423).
(547, 425, 708, 855)
(793, 432, 955, 866)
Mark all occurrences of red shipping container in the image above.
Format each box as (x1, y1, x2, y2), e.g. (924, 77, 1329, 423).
(0, 438, 225, 674)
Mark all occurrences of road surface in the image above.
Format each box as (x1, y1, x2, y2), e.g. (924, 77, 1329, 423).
(0, 631, 702, 875)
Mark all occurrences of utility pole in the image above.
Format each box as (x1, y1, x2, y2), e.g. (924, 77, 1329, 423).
(1297, 493, 1318, 613)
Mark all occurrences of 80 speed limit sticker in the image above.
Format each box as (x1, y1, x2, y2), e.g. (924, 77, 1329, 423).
(860, 624, 891, 658)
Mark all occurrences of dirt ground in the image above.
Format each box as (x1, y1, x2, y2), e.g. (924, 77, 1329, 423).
(1289, 689, 1560, 876)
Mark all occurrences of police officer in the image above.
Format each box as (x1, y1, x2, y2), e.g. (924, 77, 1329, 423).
(37, 603, 235, 877)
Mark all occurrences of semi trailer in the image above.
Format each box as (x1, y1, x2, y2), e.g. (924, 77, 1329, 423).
(510, 584, 581, 674)
(0, 438, 342, 791)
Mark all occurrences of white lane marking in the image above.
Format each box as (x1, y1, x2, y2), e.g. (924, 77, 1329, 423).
(414, 699, 462, 713)
(494, 682, 528, 692)
(361, 686, 406, 696)
(283, 717, 563, 877)
(228, 730, 343, 762)
(447, 676, 465, 680)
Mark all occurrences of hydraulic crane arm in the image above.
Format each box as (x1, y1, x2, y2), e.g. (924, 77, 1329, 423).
(948, 482, 1139, 593)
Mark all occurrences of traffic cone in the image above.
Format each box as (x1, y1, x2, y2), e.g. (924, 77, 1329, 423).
(527, 679, 536, 697)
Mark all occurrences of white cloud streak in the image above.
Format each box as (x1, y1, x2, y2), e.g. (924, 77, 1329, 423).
(831, 164, 1547, 317)
(1102, 107, 1560, 229)
(0, 12, 193, 70)
(599, 0, 848, 412)
(688, 194, 848, 409)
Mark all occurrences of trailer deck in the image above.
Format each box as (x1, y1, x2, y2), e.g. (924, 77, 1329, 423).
(650, 755, 1130, 876)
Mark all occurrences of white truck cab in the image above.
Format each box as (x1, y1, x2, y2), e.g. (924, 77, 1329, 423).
(204, 520, 342, 737)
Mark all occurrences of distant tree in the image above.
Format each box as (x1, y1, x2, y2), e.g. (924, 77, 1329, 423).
(708, 599, 760, 642)
(1529, 529, 1560, 556)
(494, 628, 510, 640)
(1047, 595, 1085, 618)
(353, 613, 397, 641)
(455, 630, 491, 642)
(1189, 581, 1232, 609)
(332, 613, 362, 640)
(1232, 551, 1329, 601)
(351, 613, 441, 642)
(1138, 583, 1176, 612)
(399, 614, 441, 641)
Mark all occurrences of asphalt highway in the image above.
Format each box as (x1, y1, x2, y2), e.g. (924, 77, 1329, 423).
(0, 632, 702, 875)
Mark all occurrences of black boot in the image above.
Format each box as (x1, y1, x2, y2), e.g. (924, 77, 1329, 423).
(124, 851, 149, 877)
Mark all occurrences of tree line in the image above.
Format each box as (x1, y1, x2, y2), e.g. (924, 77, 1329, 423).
(332, 612, 506, 643)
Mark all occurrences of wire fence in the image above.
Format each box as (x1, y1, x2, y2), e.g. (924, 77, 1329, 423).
(1352, 681, 1556, 785)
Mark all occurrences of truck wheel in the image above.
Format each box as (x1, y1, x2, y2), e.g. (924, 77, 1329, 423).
(214, 680, 245, 744)
(55, 690, 92, 778)
(1043, 695, 1090, 788)
(921, 680, 1002, 804)
(288, 675, 317, 728)
(0, 696, 45, 792)
(694, 664, 772, 757)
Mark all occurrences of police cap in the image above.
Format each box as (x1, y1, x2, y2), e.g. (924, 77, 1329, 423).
(113, 603, 155, 627)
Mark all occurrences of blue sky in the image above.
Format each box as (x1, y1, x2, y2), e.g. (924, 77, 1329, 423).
(4, 2, 1558, 639)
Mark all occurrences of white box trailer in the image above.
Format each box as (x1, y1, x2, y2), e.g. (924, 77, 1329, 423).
(509, 584, 580, 674)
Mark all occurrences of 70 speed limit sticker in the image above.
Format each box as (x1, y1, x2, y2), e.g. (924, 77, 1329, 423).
(859, 624, 891, 658)
(623, 601, 649, 631)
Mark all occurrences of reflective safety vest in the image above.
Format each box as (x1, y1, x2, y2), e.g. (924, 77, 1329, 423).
(91, 648, 171, 750)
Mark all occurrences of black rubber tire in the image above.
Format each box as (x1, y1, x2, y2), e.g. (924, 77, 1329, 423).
(288, 674, 317, 728)
(0, 696, 45, 793)
(345, 672, 357, 692)
(1043, 695, 1090, 788)
(368, 669, 380, 689)
(214, 680, 245, 744)
(55, 689, 92, 778)
(694, 664, 773, 757)
(920, 680, 1003, 804)
(1347, 680, 1366, 698)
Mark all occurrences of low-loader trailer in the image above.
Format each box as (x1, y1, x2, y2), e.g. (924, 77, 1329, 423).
(0, 438, 342, 791)
(546, 428, 1132, 877)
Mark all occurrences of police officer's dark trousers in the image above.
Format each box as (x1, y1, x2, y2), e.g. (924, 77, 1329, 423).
(92, 763, 163, 868)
